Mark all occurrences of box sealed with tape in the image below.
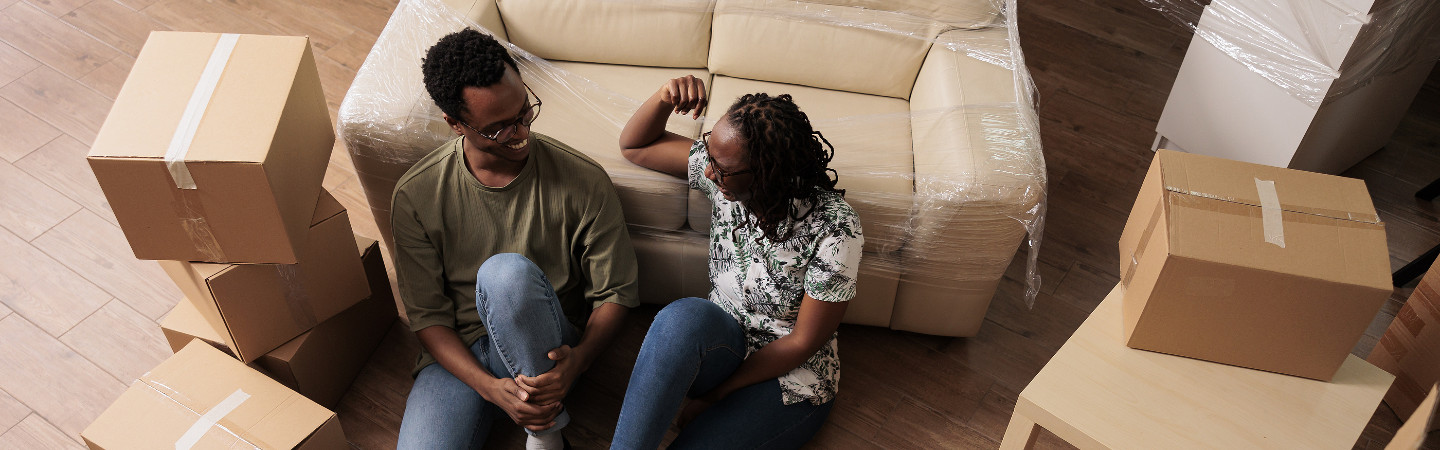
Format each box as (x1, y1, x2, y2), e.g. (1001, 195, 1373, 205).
(1117, 149, 1391, 380)
(87, 31, 333, 264)
(81, 340, 345, 449)
(159, 190, 369, 362)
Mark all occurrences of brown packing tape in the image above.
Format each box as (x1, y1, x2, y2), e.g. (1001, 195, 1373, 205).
(171, 184, 226, 262)
(1398, 303, 1427, 337)
(1381, 331, 1411, 363)
(276, 264, 318, 330)
(1163, 185, 1379, 226)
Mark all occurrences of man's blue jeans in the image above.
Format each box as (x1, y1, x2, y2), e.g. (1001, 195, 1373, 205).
(611, 297, 833, 449)
(397, 253, 579, 449)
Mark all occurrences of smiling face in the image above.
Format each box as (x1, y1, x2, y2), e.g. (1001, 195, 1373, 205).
(705, 117, 754, 202)
(447, 66, 533, 164)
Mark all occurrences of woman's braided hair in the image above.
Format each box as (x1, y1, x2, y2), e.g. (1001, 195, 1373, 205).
(725, 93, 844, 242)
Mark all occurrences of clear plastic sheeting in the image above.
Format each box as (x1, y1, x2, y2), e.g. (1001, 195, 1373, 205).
(338, 0, 1046, 336)
(1140, 0, 1440, 107)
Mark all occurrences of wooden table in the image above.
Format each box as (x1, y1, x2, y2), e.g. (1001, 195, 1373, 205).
(1002, 284, 1395, 449)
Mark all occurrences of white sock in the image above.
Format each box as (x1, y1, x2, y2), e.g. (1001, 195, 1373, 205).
(525, 431, 564, 450)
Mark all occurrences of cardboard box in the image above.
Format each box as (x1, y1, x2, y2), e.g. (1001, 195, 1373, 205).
(1118, 149, 1392, 380)
(159, 191, 369, 362)
(1385, 385, 1438, 449)
(162, 236, 396, 408)
(257, 236, 395, 407)
(1370, 259, 1440, 431)
(88, 31, 333, 264)
(81, 340, 345, 449)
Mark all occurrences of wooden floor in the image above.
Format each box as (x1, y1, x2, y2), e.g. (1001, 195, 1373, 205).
(0, 0, 1435, 448)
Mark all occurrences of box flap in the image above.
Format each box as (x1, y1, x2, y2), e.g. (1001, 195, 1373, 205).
(161, 298, 230, 353)
(1155, 149, 1380, 223)
(89, 32, 308, 163)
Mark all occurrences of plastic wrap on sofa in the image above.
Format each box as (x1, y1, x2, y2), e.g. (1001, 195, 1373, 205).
(337, 0, 1049, 319)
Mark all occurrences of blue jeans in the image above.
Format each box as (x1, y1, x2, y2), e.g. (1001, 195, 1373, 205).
(397, 253, 580, 449)
(612, 298, 834, 450)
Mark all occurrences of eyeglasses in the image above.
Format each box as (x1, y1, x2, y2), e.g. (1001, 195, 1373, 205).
(702, 131, 752, 183)
(459, 83, 542, 143)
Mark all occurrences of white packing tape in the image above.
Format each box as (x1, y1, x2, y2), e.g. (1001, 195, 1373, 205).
(1255, 178, 1285, 248)
(165, 33, 240, 190)
(175, 388, 250, 450)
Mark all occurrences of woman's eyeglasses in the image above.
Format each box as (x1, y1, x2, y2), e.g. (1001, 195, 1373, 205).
(702, 131, 752, 183)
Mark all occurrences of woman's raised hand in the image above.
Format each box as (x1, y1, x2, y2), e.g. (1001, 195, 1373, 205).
(660, 75, 707, 120)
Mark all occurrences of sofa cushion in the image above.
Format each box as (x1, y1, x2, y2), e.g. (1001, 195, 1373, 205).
(693, 76, 913, 254)
(496, 0, 712, 68)
(709, 0, 950, 99)
(527, 61, 710, 231)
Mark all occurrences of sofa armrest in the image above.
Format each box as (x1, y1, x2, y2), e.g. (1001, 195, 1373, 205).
(905, 27, 1045, 282)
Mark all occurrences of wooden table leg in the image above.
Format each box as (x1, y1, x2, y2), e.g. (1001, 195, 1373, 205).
(1000, 411, 1042, 450)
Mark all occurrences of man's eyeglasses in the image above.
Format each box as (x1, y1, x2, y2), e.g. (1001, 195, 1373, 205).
(460, 83, 542, 143)
(702, 131, 752, 183)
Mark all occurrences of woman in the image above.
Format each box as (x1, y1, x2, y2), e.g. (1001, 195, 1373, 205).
(610, 75, 863, 449)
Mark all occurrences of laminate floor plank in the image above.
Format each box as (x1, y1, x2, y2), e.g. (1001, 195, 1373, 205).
(0, 2, 118, 79)
(0, 65, 111, 145)
(0, 98, 60, 163)
(59, 299, 172, 383)
(32, 210, 181, 320)
(0, 316, 125, 440)
(13, 135, 118, 227)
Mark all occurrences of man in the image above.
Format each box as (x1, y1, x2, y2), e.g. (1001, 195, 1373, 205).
(393, 28, 638, 449)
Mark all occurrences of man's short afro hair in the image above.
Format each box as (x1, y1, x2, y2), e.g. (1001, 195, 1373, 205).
(422, 28, 518, 121)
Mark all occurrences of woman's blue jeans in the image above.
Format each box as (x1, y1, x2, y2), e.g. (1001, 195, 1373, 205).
(611, 297, 833, 449)
(397, 253, 579, 449)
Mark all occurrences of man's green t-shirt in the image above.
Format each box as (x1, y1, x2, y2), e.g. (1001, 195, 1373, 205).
(390, 133, 639, 375)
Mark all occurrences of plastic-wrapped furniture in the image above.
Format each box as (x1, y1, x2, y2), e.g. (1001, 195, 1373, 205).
(1152, 0, 1440, 174)
(338, 0, 1046, 337)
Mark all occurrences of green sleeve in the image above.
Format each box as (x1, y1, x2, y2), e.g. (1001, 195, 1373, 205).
(580, 178, 640, 310)
(391, 186, 456, 332)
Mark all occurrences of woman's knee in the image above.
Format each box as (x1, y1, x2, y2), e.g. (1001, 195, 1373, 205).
(647, 297, 726, 342)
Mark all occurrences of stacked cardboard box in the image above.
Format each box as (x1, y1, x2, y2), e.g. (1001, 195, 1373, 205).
(162, 236, 396, 407)
(1369, 259, 1440, 432)
(1118, 149, 1392, 381)
(84, 31, 393, 447)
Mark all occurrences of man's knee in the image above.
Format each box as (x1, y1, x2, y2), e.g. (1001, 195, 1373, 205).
(477, 252, 541, 282)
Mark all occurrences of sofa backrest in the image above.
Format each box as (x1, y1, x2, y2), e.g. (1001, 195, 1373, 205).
(494, 0, 713, 68)
(708, 0, 999, 100)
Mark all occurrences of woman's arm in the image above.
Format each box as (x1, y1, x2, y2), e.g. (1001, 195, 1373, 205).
(684, 294, 848, 420)
(618, 75, 708, 178)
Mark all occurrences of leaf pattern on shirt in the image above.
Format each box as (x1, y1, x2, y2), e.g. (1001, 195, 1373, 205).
(687, 140, 864, 406)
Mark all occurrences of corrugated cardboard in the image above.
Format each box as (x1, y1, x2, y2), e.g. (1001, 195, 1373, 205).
(87, 31, 332, 264)
(256, 236, 396, 407)
(81, 340, 345, 449)
(1370, 259, 1440, 431)
(160, 295, 233, 357)
(1385, 385, 1438, 449)
(1118, 150, 1392, 380)
(159, 191, 369, 362)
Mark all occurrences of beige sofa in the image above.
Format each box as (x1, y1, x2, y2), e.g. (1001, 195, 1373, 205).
(338, 0, 1046, 337)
